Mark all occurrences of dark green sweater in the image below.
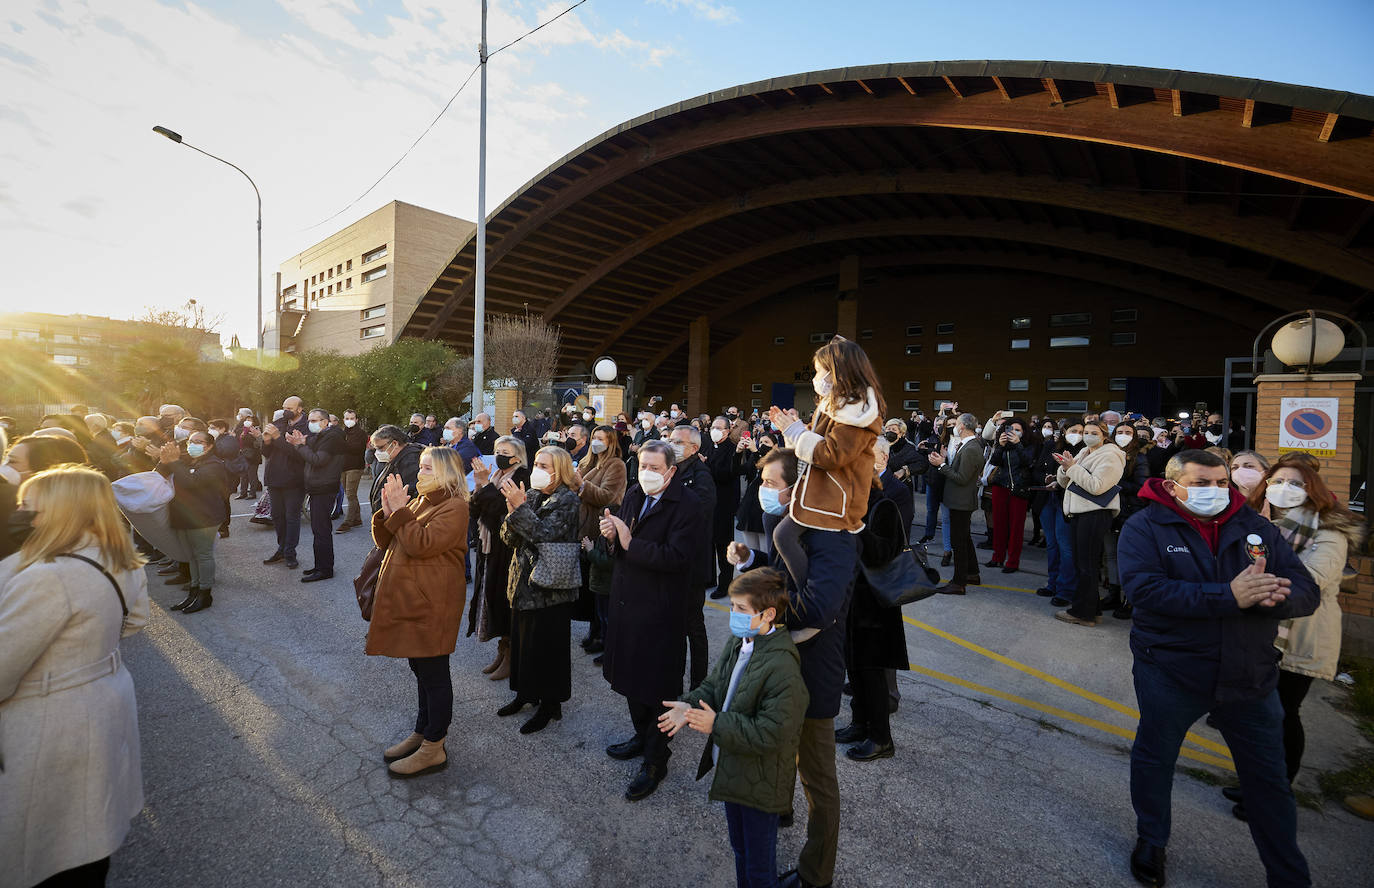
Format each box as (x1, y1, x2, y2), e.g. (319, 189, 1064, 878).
(682, 626, 808, 813)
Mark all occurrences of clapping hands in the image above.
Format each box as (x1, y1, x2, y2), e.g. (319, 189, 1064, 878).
(658, 700, 715, 736)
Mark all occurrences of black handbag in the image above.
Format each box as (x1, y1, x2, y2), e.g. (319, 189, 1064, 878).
(858, 499, 940, 608)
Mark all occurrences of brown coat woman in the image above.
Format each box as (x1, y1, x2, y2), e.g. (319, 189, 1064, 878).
(368, 446, 469, 779)
(574, 425, 627, 647)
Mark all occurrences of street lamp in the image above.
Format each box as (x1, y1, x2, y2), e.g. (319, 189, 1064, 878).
(152, 125, 262, 364)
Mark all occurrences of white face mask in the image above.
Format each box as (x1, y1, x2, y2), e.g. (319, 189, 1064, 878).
(812, 370, 833, 397)
(1065, 432, 1083, 446)
(471, 422, 484, 434)
(709, 428, 726, 444)
(243, 419, 253, 428)
(1264, 483, 1308, 510)
(641, 419, 652, 430)
(1173, 484, 1229, 517)
(344, 418, 356, 428)
(529, 467, 553, 490)
(374, 448, 392, 463)
(589, 439, 607, 454)
(442, 428, 455, 442)
(308, 421, 323, 434)
(116, 436, 132, 447)
(670, 442, 687, 462)
(638, 469, 667, 495)
(174, 426, 190, 441)
(583, 413, 594, 422)
(1042, 427, 1054, 438)
(0, 463, 21, 486)
(1205, 431, 1222, 444)
(1082, 433, 1102, 447)
(1114, 433, 1134, 448)
(208, 429, 221, 439)
(670, 410, 680, 420)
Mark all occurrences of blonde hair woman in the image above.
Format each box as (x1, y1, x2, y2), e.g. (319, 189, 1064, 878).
(574, 425, 627, 654)
(497, 444, 582, 734)
(468, 435, 531, 680)
(1053, 418, 1126, 627)
(370, 446, 470, 778)
(0, 466, 150, 886)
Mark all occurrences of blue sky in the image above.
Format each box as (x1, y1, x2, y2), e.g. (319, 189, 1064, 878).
(2, 0, 1372, 345)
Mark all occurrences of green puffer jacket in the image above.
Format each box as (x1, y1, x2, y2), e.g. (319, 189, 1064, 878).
(681, 627, 808, 814)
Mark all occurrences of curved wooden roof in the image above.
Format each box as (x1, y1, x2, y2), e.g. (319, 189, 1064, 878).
(400, 60, 1374, 389)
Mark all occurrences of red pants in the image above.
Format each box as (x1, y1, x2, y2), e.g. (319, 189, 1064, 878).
(989, 486, 1031, 568)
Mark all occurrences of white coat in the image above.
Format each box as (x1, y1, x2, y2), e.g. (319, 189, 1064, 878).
(1279, 526, 1350, 681)
(0, 545, 149, 887)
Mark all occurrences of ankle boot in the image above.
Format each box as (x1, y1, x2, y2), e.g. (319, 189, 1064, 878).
(182, 588, 213, 614)
(388, 737, 446, 778)
(489, 638, 511, 681)
(519, 703, 562, 734)
(170, 586, 200, 611)
(383, 732, 424, 762)
(481, 638, 507, 675)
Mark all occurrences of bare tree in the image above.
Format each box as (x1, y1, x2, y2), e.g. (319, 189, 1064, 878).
(483, 312, 561, 408)
(138, 299, 224, 333)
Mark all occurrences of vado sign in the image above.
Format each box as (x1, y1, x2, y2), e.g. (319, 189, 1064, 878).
(1278, 397, 1339, 457)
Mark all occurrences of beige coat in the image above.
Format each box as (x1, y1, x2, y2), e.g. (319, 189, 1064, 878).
(1279, 527, 1349, 680)
(1057, 442, 1126, 516)
(0, 545, 149, 887)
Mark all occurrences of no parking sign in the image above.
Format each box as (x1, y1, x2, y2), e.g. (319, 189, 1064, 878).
(1278, 397, 1339, 457)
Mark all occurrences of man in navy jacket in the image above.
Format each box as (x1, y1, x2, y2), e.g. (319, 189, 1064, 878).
(1118, 449, 1318, 888)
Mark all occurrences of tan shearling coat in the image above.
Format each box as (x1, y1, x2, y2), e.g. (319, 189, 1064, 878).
(576, 455, 627, 541)
(0, 545, 150, 887)
(782, 387, 883, 532)
(366, 489, 469, 658)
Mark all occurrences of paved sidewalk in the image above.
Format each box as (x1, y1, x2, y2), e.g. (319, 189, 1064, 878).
(106, 496, 1373, 887)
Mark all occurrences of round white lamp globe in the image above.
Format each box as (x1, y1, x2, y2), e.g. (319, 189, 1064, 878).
(1272, 317, 1344, 368)
(593, 356, 618, 382)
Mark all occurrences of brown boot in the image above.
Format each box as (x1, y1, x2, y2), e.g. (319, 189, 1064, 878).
(383, 731, 424, 762)
(488, 637, 511, 681)
(481, 641, 504, 674)
(388, 737, 446, 778)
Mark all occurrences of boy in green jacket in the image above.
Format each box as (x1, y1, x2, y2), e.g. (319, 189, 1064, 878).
(660, 567, 809, 888)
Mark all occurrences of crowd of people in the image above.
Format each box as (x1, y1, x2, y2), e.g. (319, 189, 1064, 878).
(0, 334, 1363, 888)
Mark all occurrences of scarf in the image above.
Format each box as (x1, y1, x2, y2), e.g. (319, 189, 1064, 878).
(1272, 505, 1321, 554)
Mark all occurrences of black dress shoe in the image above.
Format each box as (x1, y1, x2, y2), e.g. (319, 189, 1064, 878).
(940, 552, 952, 567)
(708, 587, 728, 600)
(1000, 565, 1017, 574)
(779, 811, 794, 828)
(1129, 838, 1166, 887)
(606, 737, 645, 760)
(302, 568, 320, 578)
(625, 763, 666, 801)
(592, 653, 604, 665)
(219, 527, 230, 539)
(1231, 802, 1248, 822)
(170, 586, 200, 611)
(917, 535, 933, 544)
(834, 723, 867, 744)
(846, 739, 895, 762)
(977, 540, 994, 550)
(985, 559, 1002, 568)
(181, 588, 213, 614)
(1036, 587, 1055, 597)
(966, 575, 982, 586)
(497, 697, 533, 717)
(1050, 596, 1072, 607)
(301, 571, 333, 583)
(285, 558, 299, 569)
(584, 639, 604, 654)
(1113, 602, 1134, 620)
(934, 583, 966, 596)
(519, 703, 562, 734)
(263, 551, 284, 565)
(580, 635, 594, 650)
(778, 869, 831, 888)
(1221, 786, 1244, 803)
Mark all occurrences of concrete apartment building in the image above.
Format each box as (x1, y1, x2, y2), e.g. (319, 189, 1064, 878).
(0, 311, 221, 369)
(271, 200, 473, 356)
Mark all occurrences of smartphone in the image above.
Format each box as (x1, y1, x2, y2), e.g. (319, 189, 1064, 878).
(741, 431, 751, 439)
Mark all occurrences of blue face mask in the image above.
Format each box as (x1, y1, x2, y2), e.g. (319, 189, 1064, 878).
(758, 486, 787, 516)
(186, 443, 205, 458)
(729, 610, 761, 639)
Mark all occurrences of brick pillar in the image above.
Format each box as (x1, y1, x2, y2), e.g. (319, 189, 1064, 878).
(688, 316, 709, 416)
(492, 387, 520, 436)
(588, 385, 624, 424)
(1253, 372, 1359, 504)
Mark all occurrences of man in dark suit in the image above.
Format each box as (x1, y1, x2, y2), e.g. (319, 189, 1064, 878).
(600, 440, 703, 802)
(928, 412, 985, 595)
(667, 425, 716, 686)
(703, 415, 746, 597)
(510, 410, 540, 467)
(471, 412, 497, 455)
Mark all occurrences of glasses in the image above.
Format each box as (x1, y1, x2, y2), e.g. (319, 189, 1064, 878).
(1265, 478, 1307, 489)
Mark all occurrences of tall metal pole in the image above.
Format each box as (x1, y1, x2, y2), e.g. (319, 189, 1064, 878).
(472, 0, 488, 416)
(256, 203, 263, 364)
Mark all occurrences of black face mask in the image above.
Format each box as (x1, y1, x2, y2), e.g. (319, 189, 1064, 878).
(1208, 423, 1224, 436)
(8, 509, 35, 549)
(883, 431, 899, 443)
(495, 454, 515, 470)
(409, 424, 421, 434)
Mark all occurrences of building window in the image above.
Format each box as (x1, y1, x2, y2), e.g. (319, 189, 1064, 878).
(1049, 335, 1090, 348)
(282, 284, 297, 297)
(53, 354, 78, 365)
(79, 332, 101, 344)
(936, 343, 953, 353)
(337, 263, 343, 275)
(1010, 338, 1030, 350)
(283, 298, 301, 310)
(859, 329, 873, 340)
(905, 345, 922, 356)
(361, 305, 386, 321)
(1047, 378, 1090, 391)
(327, 284, 333, 295)
(1112, 308, 1138, 323)
(1111, 332, 1138, 346)
(53, 333, 75, 344)
(902, 399, 922, 411)
(327, 268, 334, 279)
(936, 322, 954, 334)
(361, 265, 388, 283)
(751, 383, 763, 393)
(1046, 400, 1089, 414)
(750, 398, 762, 409)
(1006, 400, 1029, 412)
(904, 381, 921, 392)
(905, 325, 923, 337)
(1008, 379, 1028, 391)
(17, 329, 39, 341)
(77, 356, 91, 366)
(773, 336, 785, 345)
(934, 380, 952, 392)
(362, 244, 388, 264)
(346, 259, 353, 271)
(346, 278, 352, 289)
(1109, 377, 1128, 391)
(1050, 312, 1092, 327)
(809, 332, 834, 344)
(1011, 317, 1031, 330)
(360, 324, 386, 340)
(310, 274, 316, 285)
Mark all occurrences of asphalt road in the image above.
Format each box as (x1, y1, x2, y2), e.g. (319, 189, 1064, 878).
(106, 494, 1374, 887)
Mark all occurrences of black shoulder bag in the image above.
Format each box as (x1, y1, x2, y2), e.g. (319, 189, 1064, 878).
(57, 553, 129, 633)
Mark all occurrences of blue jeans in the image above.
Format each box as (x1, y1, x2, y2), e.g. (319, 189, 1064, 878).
(270, 486, 304, 559)
(940, 504, 951, 553)
(724, 802, 779, 888)
(1039, 499, 1076, 594)
(923, 478, 943, 539)
(1132, 659, 1309, 887)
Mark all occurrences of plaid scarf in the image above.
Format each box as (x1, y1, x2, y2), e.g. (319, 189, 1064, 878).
(1272, 505, 1321, 554)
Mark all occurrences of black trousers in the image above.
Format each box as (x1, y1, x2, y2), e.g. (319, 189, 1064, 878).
(408, 655, 453, 742)
(1277, 670, 1315, 782)
(685, 583, 708, 687)
(511, 602, 573, 704)
(715, 535, 734, 593)
(270, 485, 303, 558)
(629, 698, 672, 769)
(1069, 510, 1113, 620)
(948, 507, 976, 585)
(307, 491, 336, 573)
(37, 857, 110, 887)
(849, 667, 893, 744)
